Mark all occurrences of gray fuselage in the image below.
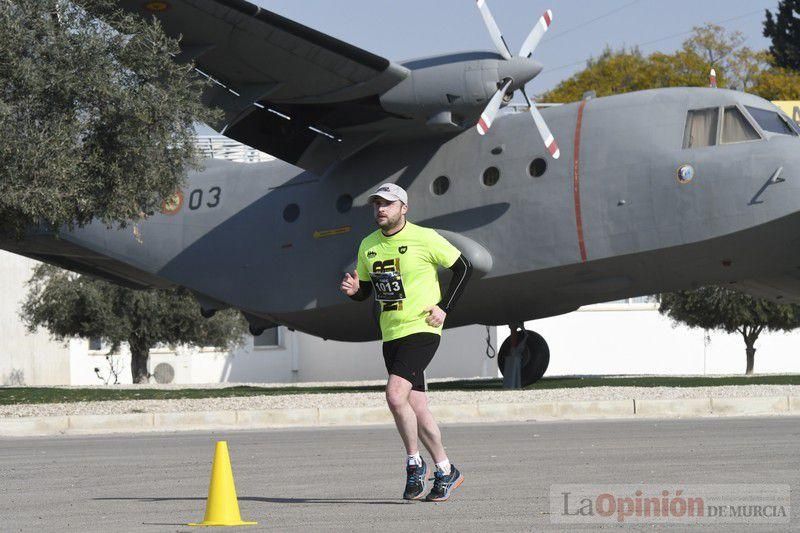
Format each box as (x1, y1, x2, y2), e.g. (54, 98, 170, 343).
(11, 88, 800, 341)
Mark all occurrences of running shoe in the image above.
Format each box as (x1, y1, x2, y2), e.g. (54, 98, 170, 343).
(425, 464, 464, 502)
(403, 458, 428, 500)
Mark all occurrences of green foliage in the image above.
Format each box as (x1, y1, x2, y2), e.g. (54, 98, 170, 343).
(540, 24, 800, 103)
(659, 287, 800, 374)
(21, 264, 248, 383)
(0, 0, 217, 237)
(539, 47, 652, 103)
(659, 287, 800, 334)
(749, 66, 800, 100)
(763, 0, 800, 71)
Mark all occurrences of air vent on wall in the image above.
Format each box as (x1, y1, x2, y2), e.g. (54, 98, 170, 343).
(153, 363, 175, 384)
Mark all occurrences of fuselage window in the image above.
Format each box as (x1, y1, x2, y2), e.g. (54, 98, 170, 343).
(683, 107, 719, 148)
(432, 176, 450, 196)
(529, 158, 547, 177)
(283, 203, 300, 222)
(745, 106, 798, 136)
(482, 167, 500, 186)
(721, 106, 760, 144)
(336, 194, 353, 213)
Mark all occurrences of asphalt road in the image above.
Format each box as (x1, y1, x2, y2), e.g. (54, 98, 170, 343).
(2, 417, 799, 532)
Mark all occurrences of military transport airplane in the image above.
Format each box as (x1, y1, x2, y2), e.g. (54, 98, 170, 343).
(3, 0, 800, 385)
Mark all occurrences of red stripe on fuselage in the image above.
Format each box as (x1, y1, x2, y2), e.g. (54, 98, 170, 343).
(573, 99, 588, 262)
(543, 11, 552, 26)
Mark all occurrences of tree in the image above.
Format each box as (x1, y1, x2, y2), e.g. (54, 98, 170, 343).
(539, 47, 651, 103)
(21, 264, 248, 383)
(540, 24, 800, 103)
(748, 65, 800, 100)
(764, 0, 800, 71)
(0, 0, 216, 237)
(540, 27, 731, 102)
(659, 287, 800, 375)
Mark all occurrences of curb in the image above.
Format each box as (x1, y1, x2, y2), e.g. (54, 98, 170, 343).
(1, 395, 799, 437)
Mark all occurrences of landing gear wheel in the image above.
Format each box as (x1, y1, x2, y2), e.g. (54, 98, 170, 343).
(497, 329, 550, 387)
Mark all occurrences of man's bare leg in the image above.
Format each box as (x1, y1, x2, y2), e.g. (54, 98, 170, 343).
(408, 390, 447, 463)
(385, 374, 419, 454)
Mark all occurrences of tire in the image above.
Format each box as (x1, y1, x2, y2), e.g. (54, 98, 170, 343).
(497, 330, 550, 387)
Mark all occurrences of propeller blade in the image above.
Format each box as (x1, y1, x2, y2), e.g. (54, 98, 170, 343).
(476, 80, 513, 136)
(518, 9, 553, 59)
(476, 0, 512, 60)
(522, 88, 560, 159)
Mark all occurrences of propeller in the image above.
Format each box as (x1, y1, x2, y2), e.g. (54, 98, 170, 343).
(477, 79, 513, 135)
(474, 1, 559, 159)
(476, 0, 512, 60)
(521, 87, 560, 159)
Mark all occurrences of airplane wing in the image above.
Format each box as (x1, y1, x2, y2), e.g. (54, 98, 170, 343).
(115, 0, 414, 174)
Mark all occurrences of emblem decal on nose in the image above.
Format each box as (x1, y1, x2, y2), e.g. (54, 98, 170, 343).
(399, 246, 407, 254)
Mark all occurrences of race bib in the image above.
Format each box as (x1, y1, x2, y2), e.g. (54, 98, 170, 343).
(370, 271, 406, 301)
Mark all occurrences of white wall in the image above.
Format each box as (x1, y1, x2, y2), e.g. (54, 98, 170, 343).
(289, 324, 497, 383)
(0, 251, 72, 386)
(499, 302, 800, 376)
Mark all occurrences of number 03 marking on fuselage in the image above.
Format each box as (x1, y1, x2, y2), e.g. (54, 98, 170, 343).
(187, 186, 222, 211)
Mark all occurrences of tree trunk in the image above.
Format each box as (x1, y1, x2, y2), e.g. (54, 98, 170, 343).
(745, 345, 756, 375)
(129, 339, 151, 384)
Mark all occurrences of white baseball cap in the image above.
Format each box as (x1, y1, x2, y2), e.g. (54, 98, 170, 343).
(368, 183, 408, 205)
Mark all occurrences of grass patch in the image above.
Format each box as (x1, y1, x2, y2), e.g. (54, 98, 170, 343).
(2, 375, 799, 405)
(0, 384, 386, 406)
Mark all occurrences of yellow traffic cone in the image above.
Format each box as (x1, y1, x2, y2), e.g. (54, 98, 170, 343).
(188, 441, 257, 527)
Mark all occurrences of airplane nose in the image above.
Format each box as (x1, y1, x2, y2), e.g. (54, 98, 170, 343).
(499, 57, 543, 90)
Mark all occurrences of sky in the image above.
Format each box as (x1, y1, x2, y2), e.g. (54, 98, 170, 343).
(252, 0, 778, 93)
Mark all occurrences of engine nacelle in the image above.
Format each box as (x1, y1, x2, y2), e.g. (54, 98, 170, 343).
(379, 52, 541, 128)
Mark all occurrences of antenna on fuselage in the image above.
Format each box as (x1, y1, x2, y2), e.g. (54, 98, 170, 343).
(709, 68, 717, 89)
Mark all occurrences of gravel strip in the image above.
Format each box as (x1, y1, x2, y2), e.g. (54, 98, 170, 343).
(2, 385, 800, 418)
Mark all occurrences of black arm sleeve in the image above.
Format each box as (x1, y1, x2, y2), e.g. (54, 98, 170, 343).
(348, 281, 373, 302)
(438, 254, 472, 314)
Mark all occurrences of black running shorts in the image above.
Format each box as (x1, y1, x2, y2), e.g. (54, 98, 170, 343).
(382, 332, 441, 392)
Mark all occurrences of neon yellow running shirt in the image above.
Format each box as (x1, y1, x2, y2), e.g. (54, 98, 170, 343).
(356, 221, 461, 342)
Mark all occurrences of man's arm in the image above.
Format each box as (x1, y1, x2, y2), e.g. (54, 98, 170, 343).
(341, 266, 372, 301)
(437, 254, 472, 313)
(349, 281, 373, 302)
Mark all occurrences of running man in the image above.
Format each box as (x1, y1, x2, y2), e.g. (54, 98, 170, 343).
(340, 183, 473, 502)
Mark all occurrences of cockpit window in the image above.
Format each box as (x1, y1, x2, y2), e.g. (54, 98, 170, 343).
(745, 106, 798, 136)
(683, 107, 718, 148)
(721, 106, 760, 144)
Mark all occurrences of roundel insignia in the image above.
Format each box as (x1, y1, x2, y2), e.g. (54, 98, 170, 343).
(143, 1, 170, 12)
(677, 164, 695, 184)
(161, 191, 183, 215)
